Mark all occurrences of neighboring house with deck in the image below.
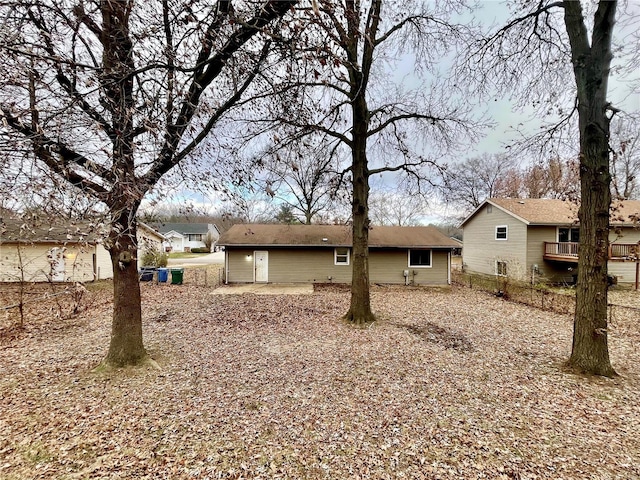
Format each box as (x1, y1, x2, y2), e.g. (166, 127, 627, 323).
(460, 198, 640, 285)
(0, 219, 165, 282)
(154, 223, 219, 252)
(217, 224, 458, 285)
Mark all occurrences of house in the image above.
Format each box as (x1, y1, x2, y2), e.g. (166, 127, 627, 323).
(460, 198, 640, 285)
(154, 223, 220, 252)
(217, 224, 458, 285)
(0, 219, 165, 282)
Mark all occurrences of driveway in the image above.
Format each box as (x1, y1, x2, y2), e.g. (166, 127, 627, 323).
(211, 283, 314, 295)
(167, 251, 225, 267)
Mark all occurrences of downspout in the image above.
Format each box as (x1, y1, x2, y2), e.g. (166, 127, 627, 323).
(448, 250, 451, 285)
(224, 248, 229, 284)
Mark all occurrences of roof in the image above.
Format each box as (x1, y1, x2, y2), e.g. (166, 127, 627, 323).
(0, 218, 165, 243)
(461, 198, 640, 227)
(0, 218, 106, 243)
(154, 223, 216, 235)
(218, 224, 459, 249)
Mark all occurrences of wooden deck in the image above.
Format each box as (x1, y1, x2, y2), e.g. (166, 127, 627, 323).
(543, 242, 639, 263)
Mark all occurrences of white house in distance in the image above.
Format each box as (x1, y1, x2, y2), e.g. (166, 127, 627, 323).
(154, 223, 220, 252)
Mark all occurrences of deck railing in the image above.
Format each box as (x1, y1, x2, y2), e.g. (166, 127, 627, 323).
(544, 242, 639, 260)
(544, 242, 579, 258)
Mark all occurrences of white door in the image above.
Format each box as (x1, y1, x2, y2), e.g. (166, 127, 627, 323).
(254, 251, 268, 283)
(49, 248, 66, 282)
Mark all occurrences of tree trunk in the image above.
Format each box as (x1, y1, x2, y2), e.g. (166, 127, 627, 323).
(564, 0, 616, 376)
(570, 128, 616, 376)
(344, 148, 375, 324)
(343, 86, 375, 324)
(105, 216, 146, 367)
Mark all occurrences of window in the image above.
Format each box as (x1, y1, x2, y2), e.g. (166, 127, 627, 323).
(408, 249, 432, 268)
(487, 205, 493, 214)
(559, 227, 579, 243)
(187, 233, 203, 242)
(334, 248, 350, 265)
(496, 261, 507, 276)
(495, 225, 508, 240)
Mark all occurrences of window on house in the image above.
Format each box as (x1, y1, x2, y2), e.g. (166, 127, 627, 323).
(496, 261, 507, 276)
(487, 205, 493, 213)
(558, 227, 579, 243)
(187, 234, 203, 242)
(334, 248, 350, 265)
(495, 225, 508, 240)
(409, 249, 432, 267)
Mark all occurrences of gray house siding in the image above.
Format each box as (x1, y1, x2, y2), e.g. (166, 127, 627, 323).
(463, 203, 639, 285)
(224, 247, 451, 285)
(526, 226, 571, 282)
(462, 204, 528, 278)
(369, 249, 450, 285)
(226, 248, 256, 282)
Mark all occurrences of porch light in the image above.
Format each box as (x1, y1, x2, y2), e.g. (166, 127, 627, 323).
(246, 254, 252, 261)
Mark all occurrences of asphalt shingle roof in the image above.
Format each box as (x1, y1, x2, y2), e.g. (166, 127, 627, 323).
(462, 198, 640, 226)
(218, 224, 459, 248)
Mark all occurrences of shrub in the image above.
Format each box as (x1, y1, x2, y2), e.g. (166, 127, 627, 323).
(190, 247, 210, 253)
(141, 248, 169, 267)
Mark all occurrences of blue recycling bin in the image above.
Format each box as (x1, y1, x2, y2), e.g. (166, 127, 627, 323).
(157, 267, 169, 283)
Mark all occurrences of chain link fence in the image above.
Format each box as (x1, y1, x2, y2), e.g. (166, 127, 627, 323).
(178, 265, 225, 288)
(452, 270, 640, 322)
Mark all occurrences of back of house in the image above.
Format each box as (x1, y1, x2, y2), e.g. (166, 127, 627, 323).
(218, 224, 458, 286)
(460, 198, 640, 285)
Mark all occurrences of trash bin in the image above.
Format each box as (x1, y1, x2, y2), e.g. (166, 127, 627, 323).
(157, 267, 169, 283)
(170, 268, 184, 285)
(140, 267, 156, 282)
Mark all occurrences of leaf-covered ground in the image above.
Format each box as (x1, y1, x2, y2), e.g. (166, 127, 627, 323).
(1, 283, 639, 479)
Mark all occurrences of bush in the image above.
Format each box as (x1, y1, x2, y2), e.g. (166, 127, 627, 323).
(141, 248, 169, 267)
(190, 247, 210, 253)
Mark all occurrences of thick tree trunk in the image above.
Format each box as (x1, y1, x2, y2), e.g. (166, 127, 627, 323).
(570, 127, 615, 376)
(343, 88, 375, 324)
(564, 0, 616, 376)
(344, 148, 376, 324)
(105, 216, 146, 367)
(100, 2, 146, 367)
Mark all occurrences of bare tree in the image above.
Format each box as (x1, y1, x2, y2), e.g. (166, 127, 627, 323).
(463, 0, 635, 376)
(442, 154, 519, 212)
(521, 157, 580, 200)
(369, 185, 428, 227)
(610, 115, 640, 200)
(0, 0, 297, 366)
(257, 133, 347, 224)
(260, 0, 480, 323)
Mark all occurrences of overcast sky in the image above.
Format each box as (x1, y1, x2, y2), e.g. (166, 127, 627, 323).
(146, 0, 640, 223)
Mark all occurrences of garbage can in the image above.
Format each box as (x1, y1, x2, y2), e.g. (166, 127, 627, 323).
(140, 267, 156, 282)
(170, 268, 184, 285)
(157, 267, 169, 283)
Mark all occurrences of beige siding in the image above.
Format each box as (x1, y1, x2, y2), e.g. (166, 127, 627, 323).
(609, 227, 640, 283)
(95, 245, 114, 280)
(137, 228, 165, 267)
(463, 205, 528, 279)
(0, 242, 101, 283)
(225, 247, 451, 285)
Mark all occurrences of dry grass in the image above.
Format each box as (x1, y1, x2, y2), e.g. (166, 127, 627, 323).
(0, 283, 638, 479)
